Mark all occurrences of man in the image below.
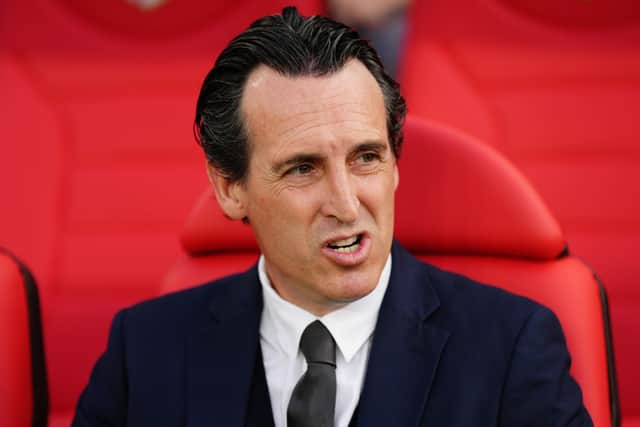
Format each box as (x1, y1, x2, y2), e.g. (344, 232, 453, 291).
(72, 6, 592, 427)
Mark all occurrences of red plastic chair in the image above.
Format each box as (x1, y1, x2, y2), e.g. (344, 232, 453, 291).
(0, 249, 48, 427)
(163, 115, 619, 426)
(399, 3, 640, 424)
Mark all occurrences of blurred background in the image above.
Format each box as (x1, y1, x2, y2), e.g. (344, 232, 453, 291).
(1, 0, 639, 426)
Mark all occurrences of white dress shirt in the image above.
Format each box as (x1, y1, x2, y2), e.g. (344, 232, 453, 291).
(258, 254, 392, 427)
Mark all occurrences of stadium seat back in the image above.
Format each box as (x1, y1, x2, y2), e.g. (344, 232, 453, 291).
(0, 249, 48, 427)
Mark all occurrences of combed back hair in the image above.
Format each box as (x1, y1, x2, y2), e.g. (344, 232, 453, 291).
(194, 6, 406, 183)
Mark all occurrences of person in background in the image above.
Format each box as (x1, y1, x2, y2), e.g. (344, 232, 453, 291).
(328, 0, 411, 77)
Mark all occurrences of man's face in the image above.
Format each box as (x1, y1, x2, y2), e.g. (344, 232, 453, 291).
(215, 59, 398, 315)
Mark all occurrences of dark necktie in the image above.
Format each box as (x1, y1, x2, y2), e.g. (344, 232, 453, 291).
(287, 320, 337, 427)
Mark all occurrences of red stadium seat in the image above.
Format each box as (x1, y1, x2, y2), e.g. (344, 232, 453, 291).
(0, 1, 323, 425)
(163, 116, 619, 426)
(399, 2, 639, 425)
(0, 249, 48, 427)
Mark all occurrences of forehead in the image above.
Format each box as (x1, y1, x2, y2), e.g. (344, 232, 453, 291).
(240, 60, 388, 158)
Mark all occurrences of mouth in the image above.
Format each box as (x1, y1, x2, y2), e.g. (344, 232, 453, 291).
(322, 233, 371, 267)
(326, 234, 363, 253)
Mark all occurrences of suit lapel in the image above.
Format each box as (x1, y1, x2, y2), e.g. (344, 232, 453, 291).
(246, 346, 275, 427)
(185, 266, 273, 427)
(356, 242, 450, 427)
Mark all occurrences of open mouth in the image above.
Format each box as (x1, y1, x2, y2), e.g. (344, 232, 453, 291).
(326, 234, 362, 253)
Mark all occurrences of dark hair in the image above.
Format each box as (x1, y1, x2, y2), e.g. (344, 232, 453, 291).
(194, 6, 406, 183)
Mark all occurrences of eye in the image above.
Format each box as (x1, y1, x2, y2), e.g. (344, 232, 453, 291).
(287, 163, 314, 176)
(359, 152, 380, 163)
(354, 151, 382, 166)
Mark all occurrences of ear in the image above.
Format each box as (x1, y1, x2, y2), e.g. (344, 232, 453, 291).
(393, 162, 399, 191)
(206, 162, 248, 221)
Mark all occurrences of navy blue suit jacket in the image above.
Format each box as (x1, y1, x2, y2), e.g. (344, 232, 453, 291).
(72, 242, 592, 426)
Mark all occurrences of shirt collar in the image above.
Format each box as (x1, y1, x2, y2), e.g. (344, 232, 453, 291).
(259, 254, 392, 363)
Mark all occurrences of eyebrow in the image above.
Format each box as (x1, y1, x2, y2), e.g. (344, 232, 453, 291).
(271, 140, 389, 174)
(351, 141, 389, 155)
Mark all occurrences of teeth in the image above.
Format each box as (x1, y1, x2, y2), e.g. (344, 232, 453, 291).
(329, 235, 358, 247)
(327, 235, 361, 253)
(334, 242, 360, 253)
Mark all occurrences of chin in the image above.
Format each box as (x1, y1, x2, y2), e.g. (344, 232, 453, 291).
(328, 272, 379, 303)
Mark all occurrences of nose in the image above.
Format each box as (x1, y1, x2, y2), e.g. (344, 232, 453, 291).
(321, 166, 360, 224)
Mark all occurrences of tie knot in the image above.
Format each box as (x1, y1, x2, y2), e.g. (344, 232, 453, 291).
(299, 320, 336, 367)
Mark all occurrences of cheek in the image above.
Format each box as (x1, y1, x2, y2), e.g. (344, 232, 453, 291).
(359, 173, 397, 213)
(248, 189, 318, 236)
